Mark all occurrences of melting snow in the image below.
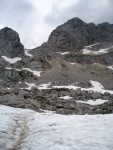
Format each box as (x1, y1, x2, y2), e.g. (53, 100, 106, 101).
(70, 63, 75, 65)
(5, 67, 21, 71)
(82, 46, 113, 55)
(23, 82, 51, 90)
(60, 96, 73, 100)
(5, 67, 42, 77)
(2, 56, 21, 64)
(22, 68, 42, 77)
(37, 82, 51, 90)
(24, 82, 36, 90)
(77, 99, 108, 105)
(53, 80, 113, 94)
(108, 66, 113, 70)
(56, 52, 70, 55)
(0, 105, 113, 150)
(23, 81, 113, 94)
(25, 49, 33, 57)
(85, 43, 99, 48)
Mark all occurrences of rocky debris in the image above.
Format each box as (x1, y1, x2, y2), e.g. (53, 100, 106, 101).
(0, 67, 38, 86)
(0, 27, 24, 57)
(0, 87, 113, 115)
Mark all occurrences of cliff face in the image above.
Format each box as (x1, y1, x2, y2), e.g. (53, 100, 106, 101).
(0, 27, 24, 57)
(47, 17, 113, 51)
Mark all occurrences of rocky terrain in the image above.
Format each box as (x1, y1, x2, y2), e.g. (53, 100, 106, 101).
(0, 17, 113, 114)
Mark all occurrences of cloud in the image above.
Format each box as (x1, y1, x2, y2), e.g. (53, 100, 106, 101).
(0, 0, 113, 48)
(45, 0, 113, 26)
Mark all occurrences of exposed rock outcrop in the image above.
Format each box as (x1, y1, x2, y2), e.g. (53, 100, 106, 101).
(0, 27, 24, 57)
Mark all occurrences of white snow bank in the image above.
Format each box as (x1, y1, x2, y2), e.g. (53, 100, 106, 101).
(53, 80, 113, 94)
(70, 63, 75, 65)
(85, 43, 99, 48)
(24, 82, 36, 90)
(22, 68, 42, 77)
(25, 49, 33, 57)
(23, 82, 51, 90)
(5, 67, 42, 77)
(5, 67, 21, 71)
(60, 96, 73, 100)
(37, 82, 51, 90)
(56, 52, 70, 55)
(2, 56, 21, 64)
(23, 80, 113, 94)
(0, 105, 113, 150)
(108, 66, 113, 70)
(83, 46, 113, 55)
(77, 99, 108, 105)
(82, 49, 92, 54)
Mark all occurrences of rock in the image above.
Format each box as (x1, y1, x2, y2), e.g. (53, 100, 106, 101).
(91, 92, 102, 99)
(68, 103, 75, 109)
(102, 95, 110, 100)
(47, 17, 113, 52)
(0, 27, 24, 57)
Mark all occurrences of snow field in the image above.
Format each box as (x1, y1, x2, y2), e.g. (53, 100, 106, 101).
(0, 105, 113, 150)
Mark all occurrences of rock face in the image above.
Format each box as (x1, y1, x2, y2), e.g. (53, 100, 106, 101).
(47, 17, 113, 51)
(0, 27, 24, 57)
(0, 18, 113, 115)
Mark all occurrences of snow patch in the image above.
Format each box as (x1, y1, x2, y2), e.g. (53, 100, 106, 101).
(56, 52, 70, 55)
(24, 82, 36, 90)
(77, 99, 108, 105)
(37, 82, 51, 90)
(5, 67, 21, 71)
(22, 68, 42, 77)
(23, 82, 51, 90)
(85, 43, 99, 48)
(25, 49, 33, 57)
(83, 46, 113, 55)
(108, 66, 113, 70)
(60, 96, 73, 100)
(53, 80, 113, 94)
(2, 56, 21, 64)
(70, 63, 75, 65)
(5, 67, 42, 77)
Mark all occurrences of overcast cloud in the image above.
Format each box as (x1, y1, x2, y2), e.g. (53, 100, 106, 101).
(0, 0, 113, 48)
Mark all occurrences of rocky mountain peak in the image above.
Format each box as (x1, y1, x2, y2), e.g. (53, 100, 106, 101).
(0, 27, 24, 57)
(47, 18, 113, 52)
(66, 17, 86, 27)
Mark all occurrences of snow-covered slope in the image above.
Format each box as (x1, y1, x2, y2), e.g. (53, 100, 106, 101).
(0, 105, 113, 150)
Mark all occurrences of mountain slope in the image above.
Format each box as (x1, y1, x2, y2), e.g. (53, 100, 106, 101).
(0, 18, 113, 114)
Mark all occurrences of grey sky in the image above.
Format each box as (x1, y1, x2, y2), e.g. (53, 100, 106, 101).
(0, 0, 113, 48)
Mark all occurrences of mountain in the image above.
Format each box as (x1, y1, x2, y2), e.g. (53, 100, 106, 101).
(0, 17, 113, 115)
